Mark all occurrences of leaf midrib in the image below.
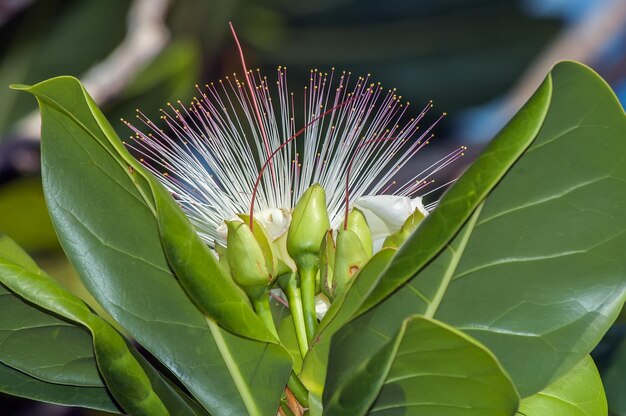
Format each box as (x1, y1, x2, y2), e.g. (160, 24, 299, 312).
(424, 202, 484, 318)
(207, 318, 262, 416)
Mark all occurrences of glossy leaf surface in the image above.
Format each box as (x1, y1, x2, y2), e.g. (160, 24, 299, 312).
(323, 316, 519, 416)
(0, 235, 102, 388)
(0, 241, 207, 415)
(0, 236, 170, 415)
(326, 61, 626, 400)
(0, 360, 119, 413)
(356, 71, 553, 315)
(517, 356, 607, 416)
(16, 77, 292, 415)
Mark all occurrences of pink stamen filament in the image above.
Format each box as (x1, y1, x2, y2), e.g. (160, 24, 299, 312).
(229, 22, 275, 181)
(250, 94, 359, 230)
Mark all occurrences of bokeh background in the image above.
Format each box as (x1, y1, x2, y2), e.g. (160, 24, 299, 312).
(1, 0, 625, 414)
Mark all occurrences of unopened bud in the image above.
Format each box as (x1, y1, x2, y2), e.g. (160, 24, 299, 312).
(287, 184, 330, 271)
(345, 207, 373, 257)
(238, 214, 278, 278)
(333, 229, 368, 296)
(319, 230, 336, 300)
(226, 221, 270, 299)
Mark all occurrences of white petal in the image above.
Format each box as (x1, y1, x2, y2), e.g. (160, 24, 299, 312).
(255, 208, 292, 241)
(354, 195, 414, 239)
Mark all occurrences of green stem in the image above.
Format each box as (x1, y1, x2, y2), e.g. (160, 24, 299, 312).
(252, 295, 278, 338)
(253, 290, 310, 409)
(300, 267, 318, 342)
(283, 276, 309, 358)
(288, 372, 309, 407)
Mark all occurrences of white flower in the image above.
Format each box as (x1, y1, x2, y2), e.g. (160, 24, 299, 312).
(355, 195, 429, 250)
(123, 68, 464, 246)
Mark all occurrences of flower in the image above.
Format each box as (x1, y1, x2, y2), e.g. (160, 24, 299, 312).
(122, 67, 464, 247)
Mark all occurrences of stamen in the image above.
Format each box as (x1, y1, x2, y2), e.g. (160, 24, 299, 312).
(249, 95, 359, 230)
(229, 22, 275, 181)
(125, 66, 461, 246)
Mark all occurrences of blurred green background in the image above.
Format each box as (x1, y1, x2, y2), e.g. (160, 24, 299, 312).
(1, 0, 625, 414)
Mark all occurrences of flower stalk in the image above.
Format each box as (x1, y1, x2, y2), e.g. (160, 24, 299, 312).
(278, 273, 309, 358)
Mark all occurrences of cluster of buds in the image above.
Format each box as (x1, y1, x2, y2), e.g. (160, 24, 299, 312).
(216, 183, 427, 351)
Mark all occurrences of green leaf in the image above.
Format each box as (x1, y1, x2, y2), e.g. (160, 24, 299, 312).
(0, 235, 210, 416)
(14, 76, 291, 415)
(0, 360, 119, 413)
(326, 61, 626, 399)
(323, 316, 519, 416)
(277, 315, 303, 374)
(0, 284, 102, 387)
(356, 67, 553, 316)
(0, 235, 103, 388)
(0, 236, 169, 416)
(517, 356, 607, 416)
(12, 76, 275, 343)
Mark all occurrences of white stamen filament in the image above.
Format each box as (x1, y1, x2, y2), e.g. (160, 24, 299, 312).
(123, 68, 463, 245)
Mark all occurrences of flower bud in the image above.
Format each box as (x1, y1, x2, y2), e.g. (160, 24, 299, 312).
(238, 214, 278, 279)
(287, 184, 330, 271)
(333, 229, 368, 296)
(345, 207, 373, 257)
(226, 220, 270, 299)
(382, 207, 427, 249)
(319, 230, 336, 300)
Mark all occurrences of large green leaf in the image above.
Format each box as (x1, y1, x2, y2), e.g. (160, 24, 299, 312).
(14, 77, 291, 415)
(0, 234, 211, 416)
(0, 236, 169, 415)
(356, 65, 553, 316)
(326, 61, 626, 399)
(0, 283, 101, 387)
(0, 361, 119, 413)
(0, 235, 102, 388)
(517, 356, 607, 415)
(323, 316, 519, 415)
(13, 76, 275, 343)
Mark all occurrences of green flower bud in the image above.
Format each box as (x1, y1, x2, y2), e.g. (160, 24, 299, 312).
(319, 230, 336, 300)
(226, 220, 270, 299)
(382, 208, 426, 249)
(333, 229, 368, 296)
(238, 214, 278, 279)
(345, 207, 373, 258)
(287, 184, 330, 271)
